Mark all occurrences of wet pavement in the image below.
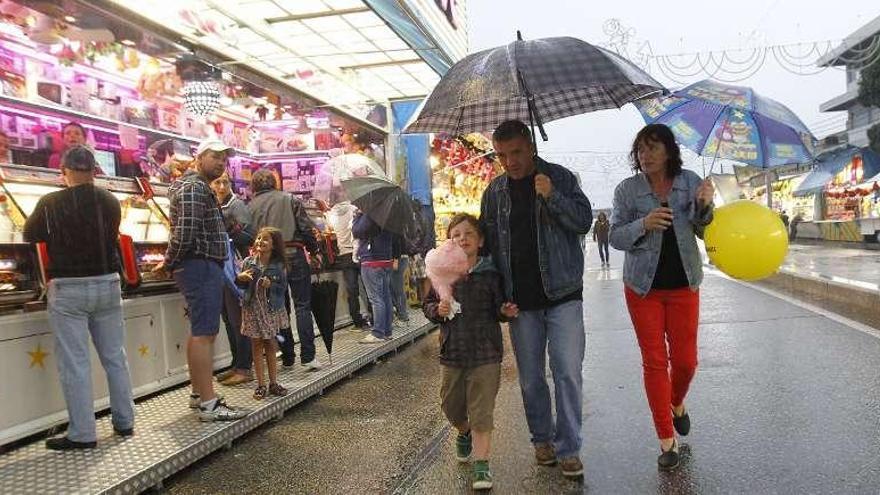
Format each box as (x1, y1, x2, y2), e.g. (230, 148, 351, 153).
(782, 243, 880, 291)
(167, 245, 880, 494)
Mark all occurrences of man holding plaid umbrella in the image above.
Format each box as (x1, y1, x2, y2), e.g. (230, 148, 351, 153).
(480, 120, 592, 478)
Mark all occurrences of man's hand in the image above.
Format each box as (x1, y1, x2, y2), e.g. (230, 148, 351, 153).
(535, 174, 553, 199)
(500, 302, 519, 318)
(437, 299, 452, 317)
(151, 261, 168, 278)
(393, 259, 400, 271)
(696, 178, 715, 206)
(258, 276, 271, 289)
(237, 269, 254, 283)
(643, 207, 674, 231)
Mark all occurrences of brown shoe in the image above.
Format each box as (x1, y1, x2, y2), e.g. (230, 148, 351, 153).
(534, 443, 557, 466)
(215, 369, 235, 382)
(268, 383, 288, 397)
(220, 373, 253, 386)
(560, 457, 584, 478)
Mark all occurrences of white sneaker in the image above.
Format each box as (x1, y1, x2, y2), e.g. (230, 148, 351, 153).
(198, 399, 249, 422)
(189, 392, 223, 409)
(360, 334, 384, 344)
(301, 359, 322, 371)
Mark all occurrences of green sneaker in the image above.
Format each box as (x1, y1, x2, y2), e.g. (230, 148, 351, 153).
(472, 460, 493, 490)
(455, 431, 472, 462)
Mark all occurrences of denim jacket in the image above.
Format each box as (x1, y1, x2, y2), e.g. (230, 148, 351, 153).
(480, 158, 593, 300)
(609, 170, 714, 297)
(239, 256, 287, 311)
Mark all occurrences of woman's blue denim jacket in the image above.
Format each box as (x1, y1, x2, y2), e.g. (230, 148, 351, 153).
(240, 256, 287, 311)
(480, 158, 593, 301)
(609, 170, 714, 297)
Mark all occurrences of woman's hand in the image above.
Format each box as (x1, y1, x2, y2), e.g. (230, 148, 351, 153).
(437, 299, 452, 317)
(643, 207, 674, 231)
(696, 178, 715, 206)
(258, 276, 271, 288)
(237, 270, 254, 283)
(500, 302, 519, 318)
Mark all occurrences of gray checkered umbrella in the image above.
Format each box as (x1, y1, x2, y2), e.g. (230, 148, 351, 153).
(404, 35, 666, 137)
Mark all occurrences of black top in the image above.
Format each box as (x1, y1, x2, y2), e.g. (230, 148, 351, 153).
(24, 184, 121, 278)
(651, 202, 689, 290)
(508, 174, 581, 310)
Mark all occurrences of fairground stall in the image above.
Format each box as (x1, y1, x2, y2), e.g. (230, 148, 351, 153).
(0, 0, 453, 446)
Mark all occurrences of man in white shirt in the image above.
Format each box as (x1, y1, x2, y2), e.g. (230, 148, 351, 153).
(327, 195, 369, 328)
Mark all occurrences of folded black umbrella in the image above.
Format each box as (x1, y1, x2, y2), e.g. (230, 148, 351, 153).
(311, 279, 339, 361)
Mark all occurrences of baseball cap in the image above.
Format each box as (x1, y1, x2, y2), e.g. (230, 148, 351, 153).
(61, 145, 98, 171)
(195, 138, 234, 157)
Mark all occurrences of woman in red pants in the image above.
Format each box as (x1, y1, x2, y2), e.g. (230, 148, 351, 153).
(609, 124, 715, 471)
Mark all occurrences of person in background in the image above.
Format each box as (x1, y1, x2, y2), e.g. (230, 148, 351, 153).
(0, 130, 10, 163)
(24, 146, 135, 450)
(780, 210, 790, 230)
(248, 169, 324, 371)
(326, 188, 369, 328)
(610, 123, 714, 471)
(153, 138, 248, 422)
(790, 212, 803, 241)
(210, 172, 254, 387)
(353, 210, 396, 344)
(422, 213, 519, 490)
(48, 122, 87, 170)
(593, 212, 611, 267)
(390, 235, 411, 323)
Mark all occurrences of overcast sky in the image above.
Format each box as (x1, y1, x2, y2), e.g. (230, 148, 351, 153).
(467, 0, 878, 207)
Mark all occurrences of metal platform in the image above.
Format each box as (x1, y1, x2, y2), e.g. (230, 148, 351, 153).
(0, 315, 435, 495)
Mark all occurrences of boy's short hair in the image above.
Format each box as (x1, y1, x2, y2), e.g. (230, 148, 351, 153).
(446, 213, 482, 239)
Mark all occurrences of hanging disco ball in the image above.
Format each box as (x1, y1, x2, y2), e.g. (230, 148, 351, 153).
(183, 81, 221, 116)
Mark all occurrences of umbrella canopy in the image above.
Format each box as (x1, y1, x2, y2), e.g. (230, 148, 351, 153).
(794, 146, 880, 196)
(311, 279, 339, 357)
(314, 153, 387, 202)
(341, 176, 423, 239)
(635, 79, 815, 168)
(404, 35, 665, 136)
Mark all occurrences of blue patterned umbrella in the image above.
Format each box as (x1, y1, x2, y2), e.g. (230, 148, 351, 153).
(635, 79, 815, 168)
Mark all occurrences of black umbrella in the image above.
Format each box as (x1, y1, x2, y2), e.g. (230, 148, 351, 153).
(341, 176, 422, 239)
(311, 279, 339, 363)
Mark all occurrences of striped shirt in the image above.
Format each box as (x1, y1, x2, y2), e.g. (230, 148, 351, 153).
(164, 170, 227, 269)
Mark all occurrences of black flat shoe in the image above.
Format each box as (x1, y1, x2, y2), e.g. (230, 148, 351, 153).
(46, 437, 97, 451)
(114, 427, 134, 437)
(672, 408, 691, 436)
(657, 440, 680, 471)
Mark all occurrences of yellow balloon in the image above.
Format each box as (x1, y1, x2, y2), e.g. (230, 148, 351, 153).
(704, 200, 789, 281)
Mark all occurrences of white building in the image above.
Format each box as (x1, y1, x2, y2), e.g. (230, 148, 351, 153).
(817, 14, 880, 148)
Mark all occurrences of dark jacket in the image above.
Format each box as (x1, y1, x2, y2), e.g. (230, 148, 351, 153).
(248, 189, 318, 253)
(423, 257, 508, 368)
(592, 219, 610, 243)
(239, 256, 287, 311)
(481, 157, 592, 300)
(352, 212, 395, 262)
(219, 193, 254, 257)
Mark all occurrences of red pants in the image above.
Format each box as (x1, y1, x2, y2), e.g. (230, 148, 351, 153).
(624, 286, 700, 439)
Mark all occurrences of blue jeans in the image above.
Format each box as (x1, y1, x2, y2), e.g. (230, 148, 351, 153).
(281, 249, 316, 365)
(508, 300, 585, 458)
(598, 240, 610, 264)
(390, 255, 410, 321)
(220, 285, 252, 372)
(47, 273, 135, 442)
(361, 265, 393, 339)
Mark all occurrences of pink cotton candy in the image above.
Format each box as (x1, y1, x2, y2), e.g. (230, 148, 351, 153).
(425, 239, 470, 301)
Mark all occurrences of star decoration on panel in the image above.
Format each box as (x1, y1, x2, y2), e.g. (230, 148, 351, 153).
(28, 343, 49, 369)
(138, 344, 150, 358)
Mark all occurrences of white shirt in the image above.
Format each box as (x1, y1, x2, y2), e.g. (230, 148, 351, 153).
(326, 201, 357, 256)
